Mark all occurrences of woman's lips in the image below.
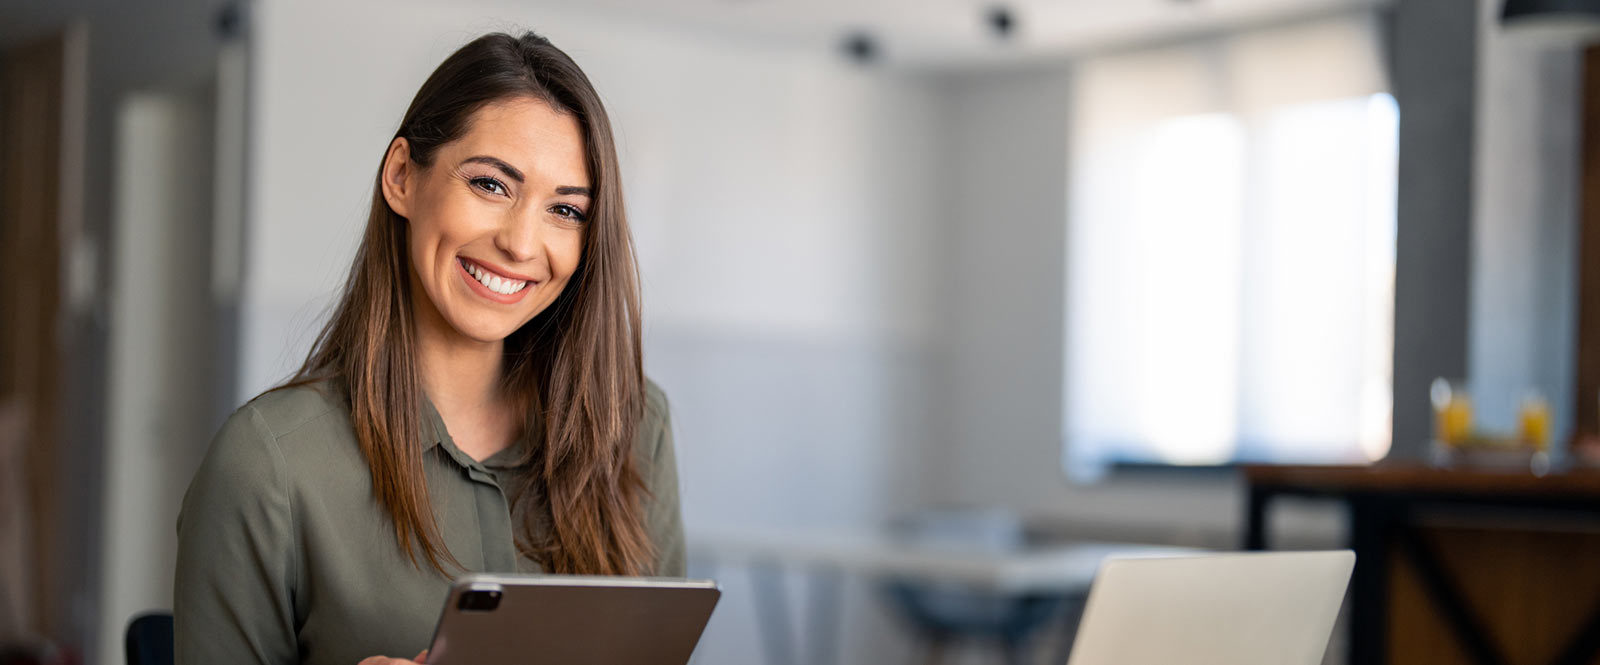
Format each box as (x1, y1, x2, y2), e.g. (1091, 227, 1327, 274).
(458, 257, 535, 304)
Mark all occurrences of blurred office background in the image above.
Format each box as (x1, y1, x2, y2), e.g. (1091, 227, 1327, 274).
(0, 0, 1594, 663)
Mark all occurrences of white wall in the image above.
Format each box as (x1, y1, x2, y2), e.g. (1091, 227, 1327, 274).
(245, 1, 946, 662)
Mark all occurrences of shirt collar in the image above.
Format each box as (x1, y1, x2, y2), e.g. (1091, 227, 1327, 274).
(420, 392, 447, 452)
(419, 391, 530, 471)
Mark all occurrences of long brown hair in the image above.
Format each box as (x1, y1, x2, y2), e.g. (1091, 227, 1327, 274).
(285, 31, 652, 576)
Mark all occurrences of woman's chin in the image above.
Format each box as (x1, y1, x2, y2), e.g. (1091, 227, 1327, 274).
(444, 316, 523, 345)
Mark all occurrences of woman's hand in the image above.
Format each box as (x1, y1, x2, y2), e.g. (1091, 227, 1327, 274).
(358, 650, 427, 664)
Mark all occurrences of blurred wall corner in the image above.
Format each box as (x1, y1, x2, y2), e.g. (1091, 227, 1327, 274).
(1390, 0, 1478, 460)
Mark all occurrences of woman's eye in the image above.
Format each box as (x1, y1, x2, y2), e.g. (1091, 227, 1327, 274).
(551, 204, 588, 223)
(470, 176, 508, 196)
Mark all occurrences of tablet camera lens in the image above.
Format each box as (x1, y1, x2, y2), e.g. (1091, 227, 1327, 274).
(459, 589, 502, 612)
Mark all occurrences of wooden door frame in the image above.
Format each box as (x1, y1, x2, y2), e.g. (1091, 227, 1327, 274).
(0, 31, 66, 645)
(1578, 45, 1600, 445)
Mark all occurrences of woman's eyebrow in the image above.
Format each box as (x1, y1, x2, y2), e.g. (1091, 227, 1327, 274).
(463, 156, 590, 196)
(461, 155, 524, 183)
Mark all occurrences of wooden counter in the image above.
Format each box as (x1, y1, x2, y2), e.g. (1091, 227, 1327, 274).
(1243, 463, 1600, 665)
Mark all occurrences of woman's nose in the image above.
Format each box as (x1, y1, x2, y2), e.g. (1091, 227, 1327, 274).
(495, 207, 543, 264)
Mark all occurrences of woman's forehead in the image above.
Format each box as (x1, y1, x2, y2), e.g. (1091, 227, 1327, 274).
(450, 97, 589, 188)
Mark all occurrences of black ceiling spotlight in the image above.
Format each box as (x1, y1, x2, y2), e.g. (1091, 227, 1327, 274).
(987, 5, 1017, 41)
(842, 30, 880, 65)
(1501, 0, 1600, 42)
(215, 0, 249, 41)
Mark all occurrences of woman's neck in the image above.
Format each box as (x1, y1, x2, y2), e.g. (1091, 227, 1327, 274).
(416, 327, 503, 407)
(413, 296, 517, 461)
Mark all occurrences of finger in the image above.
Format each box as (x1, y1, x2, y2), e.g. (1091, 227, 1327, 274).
(415, 650, 429, 663)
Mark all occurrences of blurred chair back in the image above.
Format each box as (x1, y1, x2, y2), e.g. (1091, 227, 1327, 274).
(124, 613, 172, 665)
(881, 508, 1078, 665)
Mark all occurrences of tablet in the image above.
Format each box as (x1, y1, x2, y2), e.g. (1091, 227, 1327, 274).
(424, 574, 721, 665)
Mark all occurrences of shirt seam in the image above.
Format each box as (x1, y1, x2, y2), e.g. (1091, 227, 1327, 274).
(252, 382, 344, 440)
(245, 403, 301, 611)
(265, 403, 340, 441)
(644, 385, 681, 576)
(644, 380, 669, 425)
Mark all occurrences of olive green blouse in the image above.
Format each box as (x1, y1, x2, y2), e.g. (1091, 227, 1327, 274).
(173, 379, 684, 665)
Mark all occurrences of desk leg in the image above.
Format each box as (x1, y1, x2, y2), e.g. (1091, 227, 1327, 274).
(752, 559, 798, 665)
(806, 566, 843, 665)
(1347, 497, 1390, 665)
(1393, 527, 1508, 665)
(1244, 486, 1269, 550)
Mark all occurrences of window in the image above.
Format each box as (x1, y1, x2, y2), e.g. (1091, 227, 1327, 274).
(1064, 15, 1397, 480)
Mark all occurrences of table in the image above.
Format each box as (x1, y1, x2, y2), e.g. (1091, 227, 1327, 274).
(690, 526, 1197, 665)
(1243, 463, 1600, 665)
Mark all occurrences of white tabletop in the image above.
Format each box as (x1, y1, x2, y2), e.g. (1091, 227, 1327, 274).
(689, 526, 1202, 594)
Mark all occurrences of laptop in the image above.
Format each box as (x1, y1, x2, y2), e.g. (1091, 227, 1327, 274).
(1065, 550, 1354, 665)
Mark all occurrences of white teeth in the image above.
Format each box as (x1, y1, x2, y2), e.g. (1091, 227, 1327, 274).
(463, 260, 527, 295)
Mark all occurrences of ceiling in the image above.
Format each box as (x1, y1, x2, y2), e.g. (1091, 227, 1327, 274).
(577, 0, 1391, 68)
(0, 0, 1389, 67)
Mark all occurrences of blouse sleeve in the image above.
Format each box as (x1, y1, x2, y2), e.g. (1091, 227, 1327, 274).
(174, 404, 299, 665)
(642, 383, 687, 577)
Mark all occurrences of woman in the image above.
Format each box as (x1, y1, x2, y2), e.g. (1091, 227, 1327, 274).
(174, 31, 684, 665)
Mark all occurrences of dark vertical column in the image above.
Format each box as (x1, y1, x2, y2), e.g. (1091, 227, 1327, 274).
(1390, 0, 1479, 461)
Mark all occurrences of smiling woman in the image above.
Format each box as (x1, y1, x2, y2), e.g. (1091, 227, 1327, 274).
(388, 98, 590, 345)
(171, 32, 684, 665)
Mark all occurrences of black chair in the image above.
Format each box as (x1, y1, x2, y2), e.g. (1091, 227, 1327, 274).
(879, 509, 1085, 665)
(125, 612, 173, 665)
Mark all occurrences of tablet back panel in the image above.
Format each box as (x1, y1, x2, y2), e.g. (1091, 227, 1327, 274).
(426, 575, 721, 665)
(1065, 550, 1354, 665)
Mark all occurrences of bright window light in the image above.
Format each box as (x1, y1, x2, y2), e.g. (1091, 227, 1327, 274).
(1064, 16, 1397, 480)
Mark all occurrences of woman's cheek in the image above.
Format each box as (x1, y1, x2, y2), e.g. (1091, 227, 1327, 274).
(556, 233, 584, 277)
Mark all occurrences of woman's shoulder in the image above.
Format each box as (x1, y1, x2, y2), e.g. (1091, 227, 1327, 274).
(639, 377, 675, 445)
(642, 378, 669, 428)
(181, 383, 336, 530)
(203, 379, 355, 475)
(243, 378, 350, 437)
(634, 378, 673, 461)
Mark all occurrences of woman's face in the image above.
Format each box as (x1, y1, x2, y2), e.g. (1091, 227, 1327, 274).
(381, 97, 590, 346)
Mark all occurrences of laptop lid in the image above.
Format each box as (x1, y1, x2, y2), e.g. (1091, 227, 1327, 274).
(1065, 550, 1354, 665)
